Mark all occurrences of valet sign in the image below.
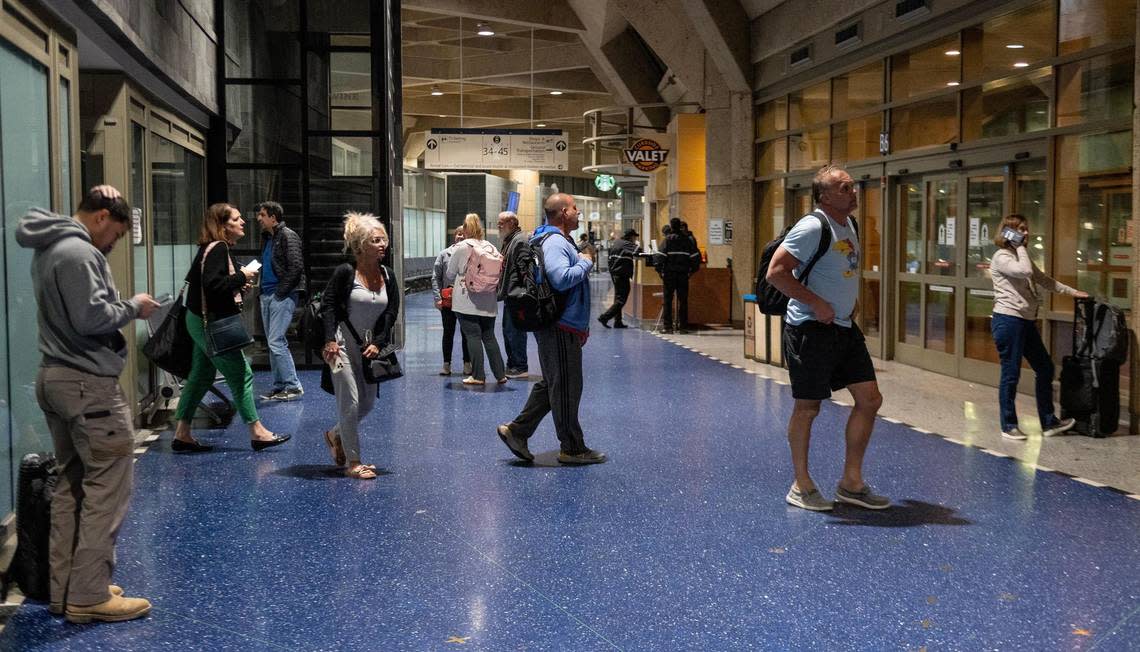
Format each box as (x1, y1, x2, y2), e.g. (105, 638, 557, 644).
(624, 138, 669, 172)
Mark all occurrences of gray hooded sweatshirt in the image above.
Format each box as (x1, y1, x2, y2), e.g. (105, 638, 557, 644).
(16, 208, 142, 377)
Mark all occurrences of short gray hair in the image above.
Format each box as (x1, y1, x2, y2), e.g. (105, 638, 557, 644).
(498, 211, 518, 226)
(812, 164, 846, 204)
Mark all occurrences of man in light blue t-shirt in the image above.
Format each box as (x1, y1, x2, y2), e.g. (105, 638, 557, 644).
(766, 165, 889, 513)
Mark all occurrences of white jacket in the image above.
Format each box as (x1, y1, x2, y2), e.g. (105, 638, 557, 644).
(444, 238, 501, 317)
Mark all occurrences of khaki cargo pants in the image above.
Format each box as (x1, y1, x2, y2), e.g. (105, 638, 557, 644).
(35, 366, 135, 607)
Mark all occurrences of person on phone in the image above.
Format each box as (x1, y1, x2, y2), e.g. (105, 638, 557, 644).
(17, 185, 159, 623)
(255, 201, 306, 401)
(990, 214, 1087, 440)
(172, 203, 291, 453)
(318, 212, 399, 479)
(432, 227, 470, 376)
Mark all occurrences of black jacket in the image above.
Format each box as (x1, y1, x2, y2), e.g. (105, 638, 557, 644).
(608, 239, 640, 278)
(187, 242, 246, 318)
(496, 228, 529, 300)
(661, 233, 700, 275)
(318, 261, 401, 395)
(263, 222, 306, 299)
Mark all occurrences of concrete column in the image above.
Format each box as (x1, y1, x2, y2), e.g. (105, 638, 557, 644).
(508, 169, 541, 232)
(1130, 9, 1140, 434)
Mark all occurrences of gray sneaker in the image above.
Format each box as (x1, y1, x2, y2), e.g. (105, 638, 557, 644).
(557, 449, 607, 465)
(1001, 427, 1028, 440)
(1042, 417, 1076, 437)
(260, 389, 285, 401)
(279, 387, 304, 401)
(505, 368, 529, 379)
(785, 485, 833, 511)
(496, 424, 534, 462)
(835, 484, 890, 510)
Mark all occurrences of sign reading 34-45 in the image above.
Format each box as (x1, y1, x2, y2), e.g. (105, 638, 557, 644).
(424, 129, 569, 171)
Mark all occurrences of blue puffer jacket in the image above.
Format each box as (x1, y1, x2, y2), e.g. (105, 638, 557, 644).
(533, 225, 592, 332)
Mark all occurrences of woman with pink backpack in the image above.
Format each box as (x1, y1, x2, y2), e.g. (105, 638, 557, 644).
(445, 213, 508, 385)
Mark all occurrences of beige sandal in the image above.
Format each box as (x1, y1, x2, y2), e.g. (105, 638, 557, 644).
(345, 464, 377, 480)
(324, 430, 346, 467)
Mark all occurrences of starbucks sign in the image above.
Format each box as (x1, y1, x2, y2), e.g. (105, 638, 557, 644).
(594, 174, 616, 192)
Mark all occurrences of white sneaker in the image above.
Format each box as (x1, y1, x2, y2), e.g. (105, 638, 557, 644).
(1001, 428, 1028, 440)
(1043, 417, 1076, 437)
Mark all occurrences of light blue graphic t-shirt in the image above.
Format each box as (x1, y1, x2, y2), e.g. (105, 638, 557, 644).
(780, 210, 860, 328)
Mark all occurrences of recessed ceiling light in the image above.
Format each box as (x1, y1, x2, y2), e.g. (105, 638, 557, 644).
(476, 23, 494, 36)
(438, 114, 445, 117)
(946, 81, 960, 86)
(944, 49, 960, 56)
(1006, 44, 1024, 49)
(536, 123, 546, 127)
(549, 90, 563, 95)
(1013, 62, 1029, 68)
(430, 86, 444, 96)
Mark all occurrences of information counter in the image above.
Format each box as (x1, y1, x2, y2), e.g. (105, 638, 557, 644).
(623, 260, 732, 326)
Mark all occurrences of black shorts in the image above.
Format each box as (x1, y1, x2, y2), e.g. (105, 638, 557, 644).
(783, 321, 876, 400)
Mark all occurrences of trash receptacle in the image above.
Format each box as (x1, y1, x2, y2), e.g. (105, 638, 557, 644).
(743, 294, 757, 360)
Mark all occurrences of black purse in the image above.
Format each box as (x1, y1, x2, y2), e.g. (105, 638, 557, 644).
(201, 241, 254, 357)
(142, 282, 194, 378)
(341, 321, 403, 384)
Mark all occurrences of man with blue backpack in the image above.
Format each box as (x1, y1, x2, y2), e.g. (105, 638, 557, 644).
(764, 165, 888, 512)
(496, 193, 607, 465)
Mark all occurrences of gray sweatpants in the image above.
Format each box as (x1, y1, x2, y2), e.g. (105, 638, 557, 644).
(509, 326, 588, 453)
(329, 328, 377, 462)
(36, 366, 135, 608)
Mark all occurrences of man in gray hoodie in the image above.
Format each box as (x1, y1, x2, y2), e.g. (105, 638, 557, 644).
(16, 185, 159, 624)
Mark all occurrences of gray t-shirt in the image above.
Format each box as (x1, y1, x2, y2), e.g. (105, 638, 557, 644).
(342, 279, 389, 345)
(780, 210, 861, 327)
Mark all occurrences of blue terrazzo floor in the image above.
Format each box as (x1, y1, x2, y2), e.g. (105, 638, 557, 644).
(2, 284, 1139, 651)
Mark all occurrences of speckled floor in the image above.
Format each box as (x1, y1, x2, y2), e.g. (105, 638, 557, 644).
(2, 287, 1139, 650)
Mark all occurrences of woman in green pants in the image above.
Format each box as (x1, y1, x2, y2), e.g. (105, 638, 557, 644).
(172, 203, 291, 452)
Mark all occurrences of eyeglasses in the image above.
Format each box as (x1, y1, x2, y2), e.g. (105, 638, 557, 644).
(369, 237, 389, 245)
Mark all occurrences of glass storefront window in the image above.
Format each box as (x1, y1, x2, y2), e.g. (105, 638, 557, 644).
(899, 281, 922, 345)
(861, 183, 881, 272)
(59, 78, 71, 212)
(891, 36, 960, 100)
(861, 278, 880, 338)
(788, 80, 829, 129)
(925, 285, 956, 353)
(151, 134, 204, 295)
(891, 96, 958, 152)
(226, 83, 304, 164)
(756, 97, 788, 138)
(227, 168, 302, 251)
(756, 137, 787, 176)
(831, 113, 882, 163)
(1056, 49, 1134, 127)
(788, 127, 828, 171)
(224, 0, 301, 78)
(900, 181, 922, 273)
(1060, 0, 1136, 54)
(755, 179, 785, 245)
(961, 0, 1055, 83)
(927, 179, 958, 276)
(965, 289, 999, 363)
(1054, 131, 1133, 311)
(1015, 160, 1047, 270)
(131, 124, 150, 401)
(965, 175, 1005, 278)
(832, 61, 883, 119)
(330, 51, 371, 132)
(962, 69, 1051, 141)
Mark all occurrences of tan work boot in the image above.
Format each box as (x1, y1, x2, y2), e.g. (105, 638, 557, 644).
(65, 593, 151, 624)
(50, 584, 123, 615)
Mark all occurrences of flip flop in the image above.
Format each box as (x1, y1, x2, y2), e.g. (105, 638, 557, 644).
(324, 430, 346, 467)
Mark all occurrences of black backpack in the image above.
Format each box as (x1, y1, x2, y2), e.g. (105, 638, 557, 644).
(302, 291, 325, 355)
(1075, 298, 1129, 362)
(1, 453, 58, 602)
(503, 233, 567, 331)
(753, 212, 857, 316)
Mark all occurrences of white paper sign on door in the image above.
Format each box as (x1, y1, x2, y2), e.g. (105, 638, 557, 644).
(968, 218, 980, 247)
(945, 217, 956, 245)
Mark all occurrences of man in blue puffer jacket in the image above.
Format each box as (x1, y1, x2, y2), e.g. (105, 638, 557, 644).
(495, 193, 607, 465)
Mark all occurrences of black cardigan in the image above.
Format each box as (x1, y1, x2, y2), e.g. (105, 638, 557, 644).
(318, 261, 400, 347)
(187, 242, 246, 318)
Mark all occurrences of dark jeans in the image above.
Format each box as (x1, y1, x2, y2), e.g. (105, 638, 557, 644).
(440, 307, 470, 365)
(599, 274, 631, 324)
(991, 313, 1057, 432)
(501, 305, 528, 370)
(510, 326, 587, 453)
(458, 313, 506, 381)
(663, 272, 689, 329)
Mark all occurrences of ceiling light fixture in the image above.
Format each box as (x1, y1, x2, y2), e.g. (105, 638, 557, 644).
(1013, 62, 1029, 68)
(946, 81, 960, 86)
(944, 49, 960, 56)
(430, 86, 443, 96)
(476, 23, 494, 36)
(536, 123, 546, 127)
(549, 90, 563, 95)
(1006, 43, 1024, 49)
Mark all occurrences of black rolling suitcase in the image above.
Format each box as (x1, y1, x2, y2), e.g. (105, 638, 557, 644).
(1060, 298, 1128, 437)
(0, 452, 57, 602)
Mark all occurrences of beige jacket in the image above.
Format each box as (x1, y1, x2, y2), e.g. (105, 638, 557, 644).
(990, 246, 1078, 320)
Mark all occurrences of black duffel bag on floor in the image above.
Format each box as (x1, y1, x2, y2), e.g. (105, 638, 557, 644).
(1, 453, 58, 602)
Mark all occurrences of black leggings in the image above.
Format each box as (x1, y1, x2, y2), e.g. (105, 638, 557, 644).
(441, 307, 470, 364)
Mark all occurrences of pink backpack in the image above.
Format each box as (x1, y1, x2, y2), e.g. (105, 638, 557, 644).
(464, 240, 504, 293)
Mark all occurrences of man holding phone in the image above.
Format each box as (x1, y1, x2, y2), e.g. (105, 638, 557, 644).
(255, 201, 306, 401)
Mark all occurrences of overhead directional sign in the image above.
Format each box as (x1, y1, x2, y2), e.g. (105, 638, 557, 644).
(424, 128, 569, 171)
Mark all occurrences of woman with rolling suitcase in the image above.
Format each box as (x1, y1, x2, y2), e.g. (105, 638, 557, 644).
(989, 214, 1088, 440)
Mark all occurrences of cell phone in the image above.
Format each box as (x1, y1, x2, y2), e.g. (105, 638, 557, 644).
(242, 260, 262, 273)
(1001, 228, 1025, 246)
(156, 293, 173, 305)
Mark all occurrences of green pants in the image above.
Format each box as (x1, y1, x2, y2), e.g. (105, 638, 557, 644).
(175, 312, 259, 424)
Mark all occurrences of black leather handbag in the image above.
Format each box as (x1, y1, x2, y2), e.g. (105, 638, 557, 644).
(143, 282, 194, 378)
(342, 322, 402, 384)
(201, 241, 254, 357)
